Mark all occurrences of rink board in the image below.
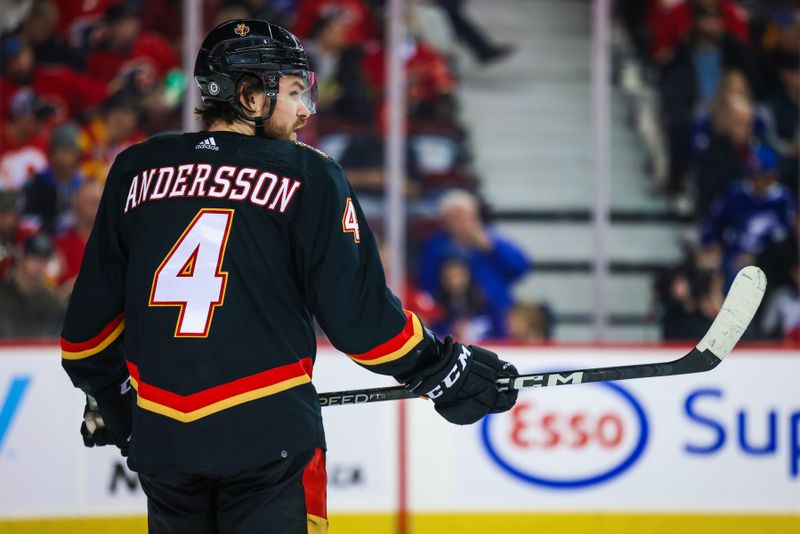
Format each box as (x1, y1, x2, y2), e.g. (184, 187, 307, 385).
(0, 513, 798, 534)
(1, 345, 798, 533)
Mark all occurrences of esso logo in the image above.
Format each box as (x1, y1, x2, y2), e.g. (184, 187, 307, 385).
(481, 381, 648, 489)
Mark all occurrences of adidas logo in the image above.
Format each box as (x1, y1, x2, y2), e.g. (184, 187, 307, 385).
(195, 137, 219, 151)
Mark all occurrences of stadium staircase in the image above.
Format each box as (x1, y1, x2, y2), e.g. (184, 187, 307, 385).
(420, 0, 689, 341)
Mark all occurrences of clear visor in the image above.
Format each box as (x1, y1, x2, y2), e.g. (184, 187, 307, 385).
(260, 70, 318, 116)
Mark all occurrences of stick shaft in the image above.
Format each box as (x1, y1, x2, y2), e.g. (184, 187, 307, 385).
(318, 348, 721, 407)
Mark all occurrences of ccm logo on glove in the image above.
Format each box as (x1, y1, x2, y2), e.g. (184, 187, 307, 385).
(427, 346, 471, 399)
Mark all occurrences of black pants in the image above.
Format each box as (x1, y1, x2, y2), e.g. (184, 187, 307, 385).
(437, 0, 497, 59)
(139, 449, 328, 534)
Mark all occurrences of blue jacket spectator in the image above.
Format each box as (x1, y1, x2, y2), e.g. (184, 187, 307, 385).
(23, 123, 85, 234)
(701, 145, 796, 286)
(419, 190, 531, 337)
(431, 257, 498, 342)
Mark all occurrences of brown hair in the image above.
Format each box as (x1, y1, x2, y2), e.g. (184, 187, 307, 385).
(709, 70, 752, 133)
(194, 73, 264, 128)
(508, 302, 548, 341)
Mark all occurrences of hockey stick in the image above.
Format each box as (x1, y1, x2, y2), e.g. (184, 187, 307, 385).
(319, 266, 767, 407)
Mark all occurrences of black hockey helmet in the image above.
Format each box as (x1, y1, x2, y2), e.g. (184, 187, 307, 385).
(194, 19, 317, 127)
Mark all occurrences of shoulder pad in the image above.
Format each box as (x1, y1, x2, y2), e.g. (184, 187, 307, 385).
(293, 141, 334, 161)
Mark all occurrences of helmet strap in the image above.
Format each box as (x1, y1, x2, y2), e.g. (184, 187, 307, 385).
(252, 97, 277, 138)
(233, 74, 280, 138)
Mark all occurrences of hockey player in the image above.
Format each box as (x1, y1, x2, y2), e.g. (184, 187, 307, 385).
(60, 20, 518, 534)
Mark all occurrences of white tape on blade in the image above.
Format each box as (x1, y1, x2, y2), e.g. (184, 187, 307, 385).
(695, 265, 767, 360)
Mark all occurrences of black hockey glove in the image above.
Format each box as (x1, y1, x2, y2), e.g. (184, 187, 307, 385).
(406, 337, 518, 425)
(81, 376, 132, 457)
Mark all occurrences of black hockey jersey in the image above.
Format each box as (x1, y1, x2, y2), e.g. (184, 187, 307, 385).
(60, 131, 433, 474)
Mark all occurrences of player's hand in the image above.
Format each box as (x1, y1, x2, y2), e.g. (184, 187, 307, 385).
(406, 338, 518, 425)
(80, 378, 133, 456)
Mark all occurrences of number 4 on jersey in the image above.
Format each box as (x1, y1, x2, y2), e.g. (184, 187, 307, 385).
(149, 209, 234, 337)
(342, 198, 360, 243)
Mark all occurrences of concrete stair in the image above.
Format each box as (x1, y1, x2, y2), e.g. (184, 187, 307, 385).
(415, 0, 684, 341)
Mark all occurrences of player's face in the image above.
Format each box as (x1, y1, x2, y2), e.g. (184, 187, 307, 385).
(264, 76, 312, 141)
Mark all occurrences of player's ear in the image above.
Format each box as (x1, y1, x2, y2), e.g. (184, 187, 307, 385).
(238, 91, 255, 113)
(240, 91, 268, 116)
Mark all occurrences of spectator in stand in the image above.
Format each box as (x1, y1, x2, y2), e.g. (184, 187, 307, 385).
(419, 190, 531, 338)
(506, 302, 551, 344)
(691, 69, 767, 156)
(78, 91, 144, 183)
(405, 37, 458, 122)
(694, 95, 754, 213)
(0, 87, 51, 192)
(700, 145, 797, 288)
(763, 51, 799, 195)
(0, 35, 107, 120)
(53, 181, 103, 297)
(23, 122, 85, 234)
(85, 3, 179, 88)
(433, 256, 496, 342)
(658, 264, 724, 341)
(0, 233, 65, 338)
(761, 256, 800, 344)
(17, 0, 84, 68)
(362, 33, 458, 124)
(304, 10, 374, 125)
(649, 0, 749, 65)
(659, 2, 754, 196)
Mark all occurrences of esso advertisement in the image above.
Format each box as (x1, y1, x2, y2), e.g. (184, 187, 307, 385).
(410, 348, 800, 513)
(481, 379, 648, 489)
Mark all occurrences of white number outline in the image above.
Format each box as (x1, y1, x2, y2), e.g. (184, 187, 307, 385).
(342, 197, 361, 243)
(149, 208, 234, 338)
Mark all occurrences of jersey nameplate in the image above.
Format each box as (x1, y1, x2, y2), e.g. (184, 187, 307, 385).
(123, 164, 302, 214)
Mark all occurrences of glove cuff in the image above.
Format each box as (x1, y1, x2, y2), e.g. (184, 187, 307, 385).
(92, 373, 132, 405)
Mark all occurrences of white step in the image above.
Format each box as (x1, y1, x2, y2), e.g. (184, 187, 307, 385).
(513, 272, 654, 315)
(494, 221, 683, 263)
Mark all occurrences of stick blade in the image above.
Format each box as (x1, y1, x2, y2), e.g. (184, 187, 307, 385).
(695, 265, 767, 360)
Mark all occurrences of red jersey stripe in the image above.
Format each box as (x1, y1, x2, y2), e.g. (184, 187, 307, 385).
(127, 357, 313, 414)
(60, 314, 125, 359)
(348, 310, 421, 362)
